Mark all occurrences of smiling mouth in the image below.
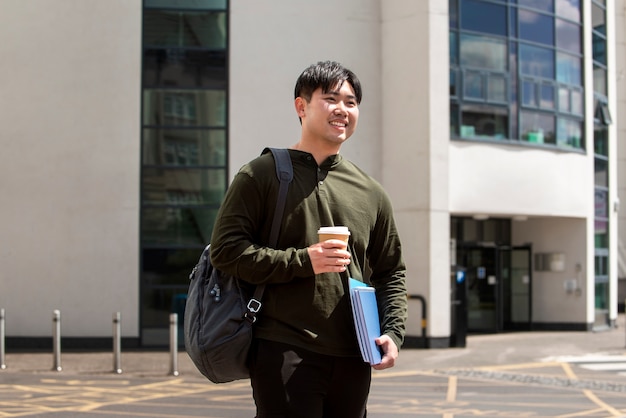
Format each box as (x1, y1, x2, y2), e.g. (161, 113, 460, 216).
(330, 121, 347, 128)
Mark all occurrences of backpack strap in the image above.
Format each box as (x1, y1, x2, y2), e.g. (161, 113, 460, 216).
(246, 148, 293, 321)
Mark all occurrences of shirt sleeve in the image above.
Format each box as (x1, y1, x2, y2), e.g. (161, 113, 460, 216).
(209, 169, 315, 285)
(367, 192, 408, 350)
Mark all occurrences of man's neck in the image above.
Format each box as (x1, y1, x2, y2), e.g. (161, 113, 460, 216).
(291, 139, 341, 165)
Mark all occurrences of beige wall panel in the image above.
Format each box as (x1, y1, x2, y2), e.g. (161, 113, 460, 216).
(449, 142, 593, 218)
(0, 0, 141, 336)
(513, 218, 589, 324)
(229, 0, 382, 180)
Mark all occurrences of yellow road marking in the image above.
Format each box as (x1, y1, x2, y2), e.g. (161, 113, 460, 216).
(582, 390, 624, 417)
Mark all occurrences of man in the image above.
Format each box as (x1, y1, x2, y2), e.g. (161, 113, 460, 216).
(210, 60, 407, 417)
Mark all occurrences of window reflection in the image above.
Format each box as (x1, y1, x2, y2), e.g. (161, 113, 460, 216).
(518, 0, 554, 12)
(519, 44, 553, 78)
(556, 19, 580, 53)
(555, 0, 580, 22)
(556, 118, 582, 148)
(556, 53, 581, 85)
(143, 128, 225, 166)
(460, 104, 508, 139)
(519, 10, 554, 45)
(144, 11, 227, 48)
(143, 89, 226, 127)
(520, 111, 555, 144)
(460, 0, 507, 36)
(460, 34, 507, 71)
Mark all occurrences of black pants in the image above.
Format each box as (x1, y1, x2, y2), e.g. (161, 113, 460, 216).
(250, 339, 370, 418)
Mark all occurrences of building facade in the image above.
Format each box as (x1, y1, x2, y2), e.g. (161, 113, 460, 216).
(0, 0, 623, 349)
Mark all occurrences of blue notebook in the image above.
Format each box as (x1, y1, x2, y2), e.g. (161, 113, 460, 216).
(348, 278, 383, 365)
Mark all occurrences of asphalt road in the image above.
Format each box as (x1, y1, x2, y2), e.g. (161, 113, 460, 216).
(1, 316, 625, 417)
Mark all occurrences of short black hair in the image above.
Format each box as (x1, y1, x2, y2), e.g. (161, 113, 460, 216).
(294, 61, 362, 104)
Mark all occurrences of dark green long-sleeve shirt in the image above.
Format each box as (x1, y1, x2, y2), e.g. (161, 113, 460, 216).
(210, 149, 407, 357)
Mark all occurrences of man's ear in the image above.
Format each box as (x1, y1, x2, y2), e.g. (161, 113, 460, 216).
(294, 97, 306, 118)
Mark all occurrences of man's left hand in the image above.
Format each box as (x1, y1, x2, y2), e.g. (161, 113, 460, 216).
(372, 334, 398, 370)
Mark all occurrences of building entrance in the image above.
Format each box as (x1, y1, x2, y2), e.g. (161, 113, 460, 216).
(456, 245, 532, 332)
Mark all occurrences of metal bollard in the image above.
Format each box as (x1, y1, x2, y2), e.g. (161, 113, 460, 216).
(52, 310, 62, 372)
(1, 308, 6, 370)
(169, 313, 179, 376)
(113, 312, 122, 374)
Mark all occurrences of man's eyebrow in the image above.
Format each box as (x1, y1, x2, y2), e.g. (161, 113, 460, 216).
(326, 90, 357, 100)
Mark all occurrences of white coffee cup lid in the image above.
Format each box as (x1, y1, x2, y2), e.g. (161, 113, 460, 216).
(317, 226, 350, 235)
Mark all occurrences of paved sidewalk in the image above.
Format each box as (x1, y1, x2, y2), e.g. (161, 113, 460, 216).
(1, 315, 625, 417)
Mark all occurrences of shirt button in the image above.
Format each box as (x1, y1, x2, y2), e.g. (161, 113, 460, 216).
(319, 181, 323, 185)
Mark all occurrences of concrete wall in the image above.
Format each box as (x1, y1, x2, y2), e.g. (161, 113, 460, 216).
(0, 0, 142, 337)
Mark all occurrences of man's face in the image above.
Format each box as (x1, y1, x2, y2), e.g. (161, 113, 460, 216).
(297, 81, 359, 145)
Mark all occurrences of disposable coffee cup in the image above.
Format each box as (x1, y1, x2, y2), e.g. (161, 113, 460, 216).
(318, 226, 350, 248)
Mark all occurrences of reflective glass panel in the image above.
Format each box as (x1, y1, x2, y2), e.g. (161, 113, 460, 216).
(460, 34, 507, 71)
(518, 0, 553, 12)
(519, 10, 553, 45)
(522, 80, 536, 107)
(571, 89, 583, 115)
(487, 75, 507, 102)
(142, 248, 203, 286)
(143, 49, 227, 88)
(143, 128, 226, 166)
(594, 189, 608, 218)
(519, 44, 553, 78)
(540, 83, 555, 109)
(450, 0, 459, 27)
(594, 227, 608, 248)
(142, 168, 226, 205)
(593, 32, 607, 65)
(556, 0, 580, 22)
(593, 66, 607, 96)
(592, 3, 606, 35)
(594, 158, 608, 188)
(556, 118, 582, 148)
(460, 0, 506, 36)
(460, 104, 508, 139)
(450, 32, 458, 66)
(558, 86, 569, 112)
(594, 126, 608, 156)
(464, 71, 484, 99)
(144, 11, 227, 48)
(145, 0, 226, 9)
(556, 52, 581, 85)
(451, 103, 459, 136)
(141, 207, 220, 246)
(520, 111, 555, 144)
(556, 19, 580, 53)
(144, 90, 226, 127)
(450, 69, 458, 97)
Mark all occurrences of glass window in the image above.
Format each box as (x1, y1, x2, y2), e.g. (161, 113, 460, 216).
(451, 103, 460, 136)
(145, 0, 227, 9)
(141, 207, 220, 246)
(594, 226, 608, 248)
(460, 104, 508, 139)
(595, 158, 608, 188)
(144, 90, 226, 127)
(592, 2, 606, 35)
(556, 0, 580, 22)
(450, 69, 458, 97)
(556, 52, 581, 85)
(540, 83, 555, 109)
(593, 66, 607, 96)
(487, 75, 507, 102)
(520, 111, 555, 144)
(522, 79, 536, 107)
(556, 19, 580, 54)
(595, 189, 609, 218)
(450, 0, 459, 28)
(143, 49, 227, 89)
(464, 71, 484, 99)
(509, 8, 517, 38)
(143, 129, 226, 166)
(594, 126, 608, 156)
(519, 10, 553, 45)
(142, 168, 226, 205)
(144, 11, 227, 48)
(460, 0, 507, 36)
(519, 44, 553, 78)
(556, 118, 582, 148)
(460, 34, 507, 71)
(593, 32, 607, 65)
(518, 0, 554, 12)
(571, 89, 583, 115)
(450, 32, 458, 66)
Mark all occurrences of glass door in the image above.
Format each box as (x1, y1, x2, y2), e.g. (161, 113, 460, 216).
(500, 246, 532, 330)
(461, 246, 498, 332)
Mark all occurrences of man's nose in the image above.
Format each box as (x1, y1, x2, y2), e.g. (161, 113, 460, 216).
(334, 101, 347, 114)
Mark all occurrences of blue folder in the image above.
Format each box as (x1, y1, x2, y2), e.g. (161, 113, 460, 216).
(348, 278, 383, 364)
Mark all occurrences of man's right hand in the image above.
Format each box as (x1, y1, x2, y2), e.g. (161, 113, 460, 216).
(307, 240, 351, 274)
